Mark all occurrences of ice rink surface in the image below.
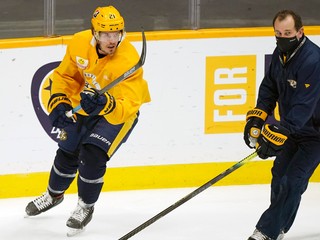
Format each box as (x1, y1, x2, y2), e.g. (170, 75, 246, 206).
(1, 183, 320, 240)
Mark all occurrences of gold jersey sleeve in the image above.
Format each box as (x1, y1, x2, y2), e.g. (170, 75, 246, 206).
(50, 29, 151, 124)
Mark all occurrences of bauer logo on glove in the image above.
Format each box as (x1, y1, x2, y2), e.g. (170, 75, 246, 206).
(80, 88, 116, 116)
(47, 93, 77, 128)
(243, 108, 268, 149)
(256, 124, 289, 159)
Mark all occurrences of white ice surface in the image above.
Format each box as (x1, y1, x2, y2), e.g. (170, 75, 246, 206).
(1, 183, 320, 240)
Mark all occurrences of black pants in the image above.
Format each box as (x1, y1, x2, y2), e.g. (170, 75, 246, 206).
(256, 136, 320, 239)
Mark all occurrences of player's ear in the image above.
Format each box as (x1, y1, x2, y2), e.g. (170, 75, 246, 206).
(298, 27, 304, 38)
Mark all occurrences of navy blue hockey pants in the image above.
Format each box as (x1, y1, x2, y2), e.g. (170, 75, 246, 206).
(255, 136, 320, 239)
(47, 113, 138, 205)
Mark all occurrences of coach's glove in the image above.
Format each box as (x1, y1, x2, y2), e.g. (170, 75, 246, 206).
(256, 124, 289, 159)
(244, 108, 268, 148)
(48, 93, 76, 128)
(80, 88, 116, 116)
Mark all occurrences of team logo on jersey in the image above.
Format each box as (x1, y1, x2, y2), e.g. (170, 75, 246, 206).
(287, 79, 297, 88)
(30, 61, 62, 143)
(76, 56, 88, 69)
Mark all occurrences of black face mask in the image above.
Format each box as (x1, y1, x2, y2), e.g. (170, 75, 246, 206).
(276, 36, 299, 53)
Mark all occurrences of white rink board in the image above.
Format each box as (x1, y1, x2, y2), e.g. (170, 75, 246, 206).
(1, 35, 320, 174)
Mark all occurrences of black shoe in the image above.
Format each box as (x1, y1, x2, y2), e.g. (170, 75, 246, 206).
(248, 229, 273, 240)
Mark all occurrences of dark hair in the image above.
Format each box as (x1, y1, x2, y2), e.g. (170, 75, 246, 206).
(272, 10, 303, 31)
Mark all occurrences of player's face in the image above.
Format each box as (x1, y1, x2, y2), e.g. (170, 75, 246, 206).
(274, 15, 303, 39)
(96, 31, 122, 55)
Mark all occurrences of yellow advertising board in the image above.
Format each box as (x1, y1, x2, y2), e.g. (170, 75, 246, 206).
(205, 55, 257, 134)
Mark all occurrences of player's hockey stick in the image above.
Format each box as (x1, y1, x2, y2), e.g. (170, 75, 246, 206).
(118, 151, 258, 240)
(58, 30, 146, 140)
(65, 30, 147, 118)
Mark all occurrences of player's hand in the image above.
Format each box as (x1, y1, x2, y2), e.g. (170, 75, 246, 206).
(80, 88, 116, 116)
(48, 93, 76, 128)
(244, 108, 268, 148)
(256, 124, 289, 159)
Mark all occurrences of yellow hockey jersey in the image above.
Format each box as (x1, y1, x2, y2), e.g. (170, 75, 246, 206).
(50, 29, 151, 125)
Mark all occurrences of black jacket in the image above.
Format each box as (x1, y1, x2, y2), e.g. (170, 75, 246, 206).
(257, 36, 320, 136)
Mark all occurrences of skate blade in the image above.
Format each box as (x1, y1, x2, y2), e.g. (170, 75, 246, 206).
(24, 212, 33, 218)
(67, 227, 85, 237)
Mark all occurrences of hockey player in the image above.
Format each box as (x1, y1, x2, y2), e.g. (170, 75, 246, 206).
(25, 5, 150, 236)
(244, 10, 320, 240)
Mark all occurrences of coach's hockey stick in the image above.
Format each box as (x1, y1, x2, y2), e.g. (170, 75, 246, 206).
(118, 151, 258, 240)
(59, 30, 146, 140)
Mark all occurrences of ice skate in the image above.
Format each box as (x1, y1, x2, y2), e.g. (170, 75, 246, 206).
(25, 191, 64, 216)
(276, 230, 285, 240)
(66, 198, 94, 237)
(248, 229, 273, 240)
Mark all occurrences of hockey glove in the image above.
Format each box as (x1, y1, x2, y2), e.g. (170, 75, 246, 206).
(80, 88, 116, 116)
(244, 108, 268, 148)
(48, 93, 76, 128)
(256, 124, 289, 159)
